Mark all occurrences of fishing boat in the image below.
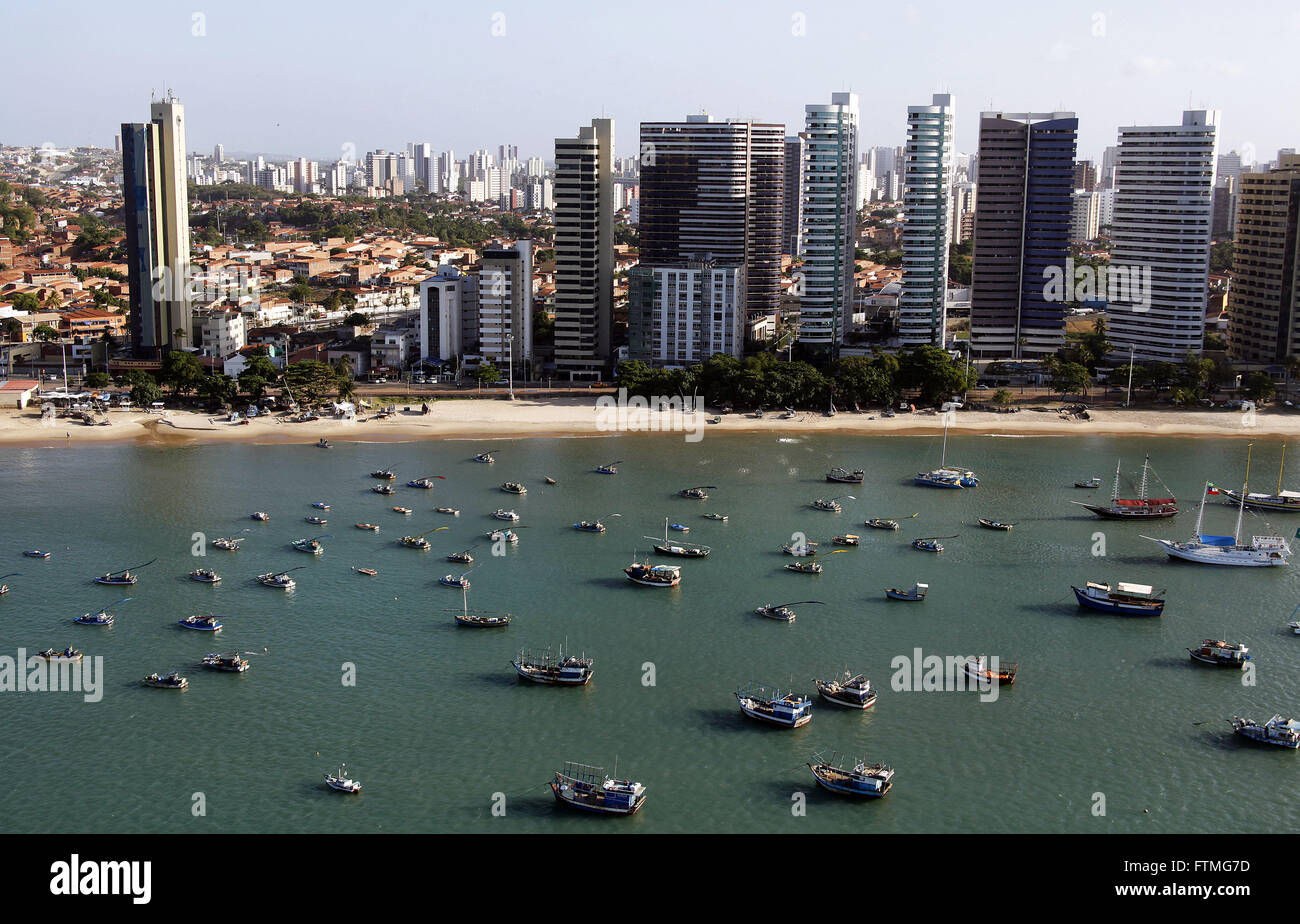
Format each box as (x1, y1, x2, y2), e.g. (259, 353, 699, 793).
(1073, 456, 1177, 519)
(963, 656, 1018, 686)
(668, 523, 689, 532)
(550, 762, 645, 815)
(678, 485, 714, 500)
(545, 476, 558, 485)
(832, 534, 860, 546)
(594, 461, 621, 475)
(1074, 477, 1101, 489)
(784, 559, 823, 574)
(781, 408, 798, 419)
(625, 558, 682, 586)
(189, 568, 221, 583)
(23, 550, 52, 558)
(249, 512, 270, 521)
(74, 610, 114, 626)
(372, 485, 396, 495)
(324, 765, 362, 793)
(258, 570, 299, 590)
(826, 467, 865, 484)
(370, 468, 396, 480)
(472, 451, 497, 463)
(398, 535, 431, 550)
(1289, 619, 1300, 635)
(814, 671, 877, 708)
(142, 672, 188, 690)
(353, 567, 378, 576)
(1145, 471, 1292, 567)
(885, 583, 928, 601)
(311, 502, 330, 510)
(291, 536, 327, 554)
(178, 615, 222, 631)
(754, 600, 821, 622)
(492, 509, 520, 521)
(811, 494, 853, 512)
(501, 482, 527, 495)
(808, 753, 894, 798)
(1211, 443, 1300, 513)
(486, 529, 520, 544)
(703, 513, 728, 521)
(782, 540, 818, 556)
(644, 518, 708, 557)
(435, 507, 460, 516)
(511, 646, 594, 685)
(201, 653, 250, 672)
(447, 549, 474, 564)
(866, 513, 917, 530)
(36, 648, 82, 662)
(1230, 715, 1300, 748)
(316, 439, 332, 449)
(440, 573, 471, 589)
(212, 537, 244, 550)
(392, 506, 413, 515)
(1071, 581, 1165, 615)
(94, 571, 138, 585)
(455, 611, 510, 627)
(0, 572, 15, 594)
(573, 520, 606, 532)
(734, 683, 813, 728)
(911, 537, 952, 553)
(978, 518, 1014, 531)
(914, 419, 978, 488)
(1188, 639, 1251, 668)
(355, 523, 380, 531)
(305, 515, 328, 524)
(407, 475, 444, 489)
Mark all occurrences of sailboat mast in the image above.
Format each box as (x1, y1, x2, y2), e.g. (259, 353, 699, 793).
(941, 419, 949, 468)
(1112, 459, 1121, 501)
(1235, 443, 1253, 544)
(1279, 442, 1286, 496)
(1138, 456, 1150, 502)
(1194, 481, 1208, 537)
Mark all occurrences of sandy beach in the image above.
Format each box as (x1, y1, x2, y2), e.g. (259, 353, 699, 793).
(0, 396, 1296, 449)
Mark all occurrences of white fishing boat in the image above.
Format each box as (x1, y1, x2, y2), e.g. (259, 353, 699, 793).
(814, 670, 877, 708)
(511, 646, 593, 685)
(735, 683, 813, 727)
(325, 764, 363, 793)
(492, 509, 520, 522)
(1145, 464, 1291, 567)
(1230, 715, 1300, 749)
(808, 752, 894, 798)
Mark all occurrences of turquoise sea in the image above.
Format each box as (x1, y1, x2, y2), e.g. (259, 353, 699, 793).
(0, 431, 1296, 833)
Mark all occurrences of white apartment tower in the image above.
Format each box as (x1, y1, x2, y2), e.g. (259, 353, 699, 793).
(797, 92, 859, 353)
(1106, 110, 1219, 361)
(899, 93, 955, 347)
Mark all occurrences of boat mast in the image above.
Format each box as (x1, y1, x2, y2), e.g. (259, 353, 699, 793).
(1111, 458, 1121, 502)
(1279, 442, 1286, 496)
(1234, 443, 1253, 544)
(940, 418, 949, 468)
(1194, 481, 1208, 538)
(1138, 455, 1150, 502)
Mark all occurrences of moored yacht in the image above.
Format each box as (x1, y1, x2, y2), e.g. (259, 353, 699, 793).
(511, 646, 593, 685)
(324, 764, 362, 793)
(1071, 580, 1165, 615)
(1145, 469, 1291, 567)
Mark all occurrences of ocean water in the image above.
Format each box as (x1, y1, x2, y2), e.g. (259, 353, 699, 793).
(1, 431, 1296, 833)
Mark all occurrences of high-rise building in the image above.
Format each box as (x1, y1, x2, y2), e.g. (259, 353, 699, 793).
(783, 134, 805, 255)
(1070, 190, 1099, 243)
(1106, 110, 1219, 362)
(636, 114, 783, 329)
(1073, 160, 1098, 191)
(1100, 145, 1119, 188)
(627, 260, 744, 364)
(898, 93, 955, 347)
(478, 241, 534, 377)
(1228, 155, 1300, 364)
(418, 265, 479, 363)
(553, 118, 614, 379)
(411, 142, 433, 186)
(121, 92, 193, 355)
(969, 111, 1078, 359)
(797, 92, 859, 353)
(213, 143, 224, 163)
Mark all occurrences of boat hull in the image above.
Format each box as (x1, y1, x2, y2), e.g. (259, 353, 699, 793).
(810, 769, 891, 798)
(1152, 540, 1289, 566)
(1188, 650, 1248, 668)
(1071, 586, 1164, 616)
(1075, 503, 1178, 519)
(549, 782, 644, 815)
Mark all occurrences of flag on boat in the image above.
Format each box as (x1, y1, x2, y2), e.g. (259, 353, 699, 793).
(1205, 483, 1220, 495)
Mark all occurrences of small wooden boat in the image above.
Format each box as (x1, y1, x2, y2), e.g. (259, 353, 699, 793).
(456, 612, 510, 627)
(392, 506, 413, 515)
(1072, 581, 1165, 616)
(249, 512, 270, 521)
(178, 615, 222, 631)
(814, 671, 877, 708)
(866, 513, 917, 530)
(825, 467, 865, 484)
(1074, 477, 1101, 489)
(808, 754, 893, 798)
(305, 515, 328, 524)
(550, 762, 645, 815)
(36, 647, 82, 662)
(811, 497, 847, 512)
(977, 518, 1014, 531)
(573, 521, 606, 532)
(668, 523, 689, 533)
(372, 484, 396, 495)
(1230, 714, 1300, 748)
(912, 536, 954, 553)
(355, 523, 379, 531)
(678, 485, 714, 500)
(781, 541, 818, 556)
(23, 550, 52, 558)
(832, 534, 860, 546)
(492, 509, 519, 521)
(625, 559, 681, 586)
(963, 656, 1018, 686)
(94, 573, 138, 585)
(885, 583, 928, 601)
(472, 451, 497, 463)
(1188, 639, 1251, 668)
(544, 476, 557, 485)
(189, 569, 221, 583)
(311, 502, 330, 510)
(325, 764, 362, 793)
(352, 567, 378, 576)
(201, 652, 250, 672)
(501, 482, 527, 495)
(142, 672, 188, 689)
(435, 507, 460, 516)
(407, 476, 444, 489)
(370, 468, 396, 480)
(594, 460, 621, 475)
(703, 513, 728, 521)
(734, 683, 813, 727)
(74, 610, 114, 626)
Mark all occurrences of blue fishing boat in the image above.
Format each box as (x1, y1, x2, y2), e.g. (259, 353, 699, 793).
(74, 610, 115, 626)
(311, 502, 330, 510)
(550, 761, 645, 815)
(885, 583, 928, 601)
(23, 550, 51, 559)
(573, 521, 606, 532)
(1071, 581, 1165, 616)
(734, 683, 813, 728)
(178, 615, 223, 631)
(808, 752, 894, 798)
(594, 460, 621, 475)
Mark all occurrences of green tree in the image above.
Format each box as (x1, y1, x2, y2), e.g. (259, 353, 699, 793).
(10, 292, 40, 313)
(1240, 372, 1276, 403)
(32, 324, 59, 341)
(1050, 361, 1092, 398)
(474, 362, 501, 387)
(83, 372, 111, 388)
(992, 388, 1013, 406)
(897, 345, 974, 405)
(283, 359, 343, 403)
(238, 374, 269, 401)
(198, 374, 239, 406)
(130, 380, 161, 407)
(160, 350, 205, 395)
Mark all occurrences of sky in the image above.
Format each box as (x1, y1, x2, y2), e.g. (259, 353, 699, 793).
(2, 0, 1297, 165)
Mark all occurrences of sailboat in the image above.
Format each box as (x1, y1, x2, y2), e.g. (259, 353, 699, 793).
(647, 518, 710, 558)
(1144, 447, 1292, 567)
(913, 419, 977, 488)
(1211, 443, 1300, 513)
(448, 581, 511, 627)
(1073, 456, 1177, 519)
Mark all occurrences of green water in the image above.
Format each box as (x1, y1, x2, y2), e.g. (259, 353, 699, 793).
(1, 432, 1296, 833)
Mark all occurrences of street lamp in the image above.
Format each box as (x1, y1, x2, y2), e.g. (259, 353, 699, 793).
(506, 333, 515, 400)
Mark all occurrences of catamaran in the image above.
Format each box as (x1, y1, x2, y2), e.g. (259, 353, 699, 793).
(1210, 443, 1300, 513)
(807, 753, 894, 798)
(1073, 456, 1177, 520)
(914, 418, 978, 488)
(1145, 465, 1292, 567)
(550, 762, 645, 815)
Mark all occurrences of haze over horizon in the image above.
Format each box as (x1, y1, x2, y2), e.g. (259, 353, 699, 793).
(2, 0, 1296, 163)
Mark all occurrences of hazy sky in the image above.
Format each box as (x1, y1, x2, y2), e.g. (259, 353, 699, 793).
(3, 0, 1297, 164)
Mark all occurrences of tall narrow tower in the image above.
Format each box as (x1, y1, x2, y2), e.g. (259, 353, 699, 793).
(899, 93, 955, 347)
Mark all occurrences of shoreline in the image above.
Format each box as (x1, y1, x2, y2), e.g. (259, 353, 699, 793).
(0, 397, 1295, 449)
